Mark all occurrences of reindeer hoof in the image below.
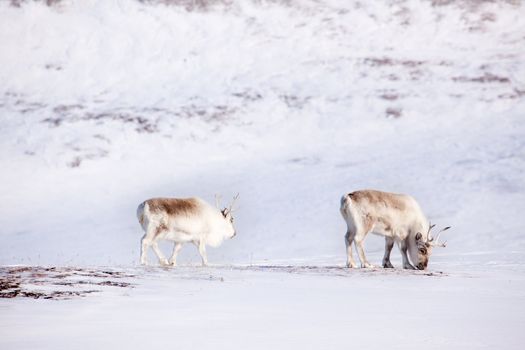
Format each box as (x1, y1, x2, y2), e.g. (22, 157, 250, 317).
(383, 261, 394, 268)
(362, 263, 375, 268)
(346, 262, 357, 268)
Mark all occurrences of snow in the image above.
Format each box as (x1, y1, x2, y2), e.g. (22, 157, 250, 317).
(1, 0, 525, 348)
(2, 265, 525, 349)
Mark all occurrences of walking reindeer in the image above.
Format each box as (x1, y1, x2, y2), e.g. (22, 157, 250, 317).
(137, 194, 239, 266)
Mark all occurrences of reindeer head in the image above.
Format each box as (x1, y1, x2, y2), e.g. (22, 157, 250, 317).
(414, 223, 450, 270)
(215, 193, 239, 239)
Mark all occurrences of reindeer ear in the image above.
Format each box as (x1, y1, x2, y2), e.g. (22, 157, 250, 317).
(415, 232, 422, 241)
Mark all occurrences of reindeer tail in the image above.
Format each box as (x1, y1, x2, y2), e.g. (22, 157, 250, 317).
(340, 193, 352, 213)
(136, 201, 147, 227)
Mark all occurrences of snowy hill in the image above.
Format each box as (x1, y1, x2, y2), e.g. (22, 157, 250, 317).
(1, 0, 524, 266)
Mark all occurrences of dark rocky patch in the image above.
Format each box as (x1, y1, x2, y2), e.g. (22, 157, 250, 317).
(0, 266, 135, 300)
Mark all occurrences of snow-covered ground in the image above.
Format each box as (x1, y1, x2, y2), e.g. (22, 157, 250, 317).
(2, 264, 525, 350)
(1, 0, 524, 348)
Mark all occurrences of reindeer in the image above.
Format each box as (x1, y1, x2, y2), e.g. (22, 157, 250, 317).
(340, 190, 449, 270)
(137, 194, 238, 266)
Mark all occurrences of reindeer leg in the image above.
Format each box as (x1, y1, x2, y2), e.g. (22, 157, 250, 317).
(354, 231, 374, 268)
(168, 242, 183, 266)
(345, 230, 358, 268)
(196, 240, 208, 267)
(382, 237, 395, 268)
(151, 240, 169, 266)
(400, 240, 415, 270)
(140, 234, 150, 265)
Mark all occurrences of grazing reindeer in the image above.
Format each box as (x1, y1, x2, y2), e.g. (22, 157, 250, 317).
(137, 194, 238, 266)
(340, 190, 449, 270)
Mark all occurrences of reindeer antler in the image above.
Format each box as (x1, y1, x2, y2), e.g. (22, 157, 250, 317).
(228, 193, 240, 213)
(429, 226, 451, 247)
(427, 222, 436, 239)
(215, 194, 222, 209)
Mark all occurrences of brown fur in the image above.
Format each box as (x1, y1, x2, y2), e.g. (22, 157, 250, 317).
(363, 214, 374, 232)
(377, 216, 392, 232)
(349, 190, 407, 211)
(360, 214, 393, 232)
(155, 223, 169, 236)
(146, 198, 199, 217)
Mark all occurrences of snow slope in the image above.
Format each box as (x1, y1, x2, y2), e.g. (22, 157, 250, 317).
(1, 0, 524, 266)
(0, 0, 525, 348)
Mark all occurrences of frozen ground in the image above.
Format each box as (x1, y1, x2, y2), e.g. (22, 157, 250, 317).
(2, 261, 525, 349)
(1, 0, 525, 349)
